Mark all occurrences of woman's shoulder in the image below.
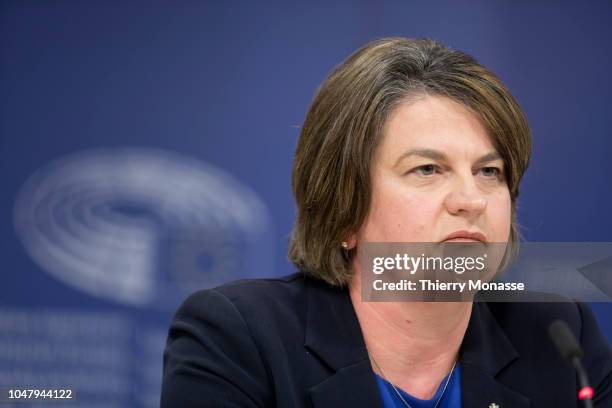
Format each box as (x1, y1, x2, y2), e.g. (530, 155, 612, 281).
(171, 272, 336, 338)
(484, 295, 606, 350)
(212, 271, 309, 300)
(179, 272, 314, 316)
(162, 273, 319, 407)
(485, 299, 612, 384)
(485, 295, 593, 336)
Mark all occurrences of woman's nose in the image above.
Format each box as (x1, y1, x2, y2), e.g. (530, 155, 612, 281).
(444, 174, 487, 216)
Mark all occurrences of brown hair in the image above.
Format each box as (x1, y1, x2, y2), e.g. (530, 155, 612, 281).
(288, 37, 531, 286)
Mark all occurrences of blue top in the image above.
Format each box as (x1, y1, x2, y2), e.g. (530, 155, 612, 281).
(374, 364, 462, 408)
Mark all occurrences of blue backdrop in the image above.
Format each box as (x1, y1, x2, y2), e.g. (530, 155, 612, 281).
(1, 2, 611, 407)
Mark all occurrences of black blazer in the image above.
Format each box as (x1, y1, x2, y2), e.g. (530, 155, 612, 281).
(161, 273, 612, 407)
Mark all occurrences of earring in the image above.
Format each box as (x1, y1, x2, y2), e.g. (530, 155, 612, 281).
(341, 241, 349, 249)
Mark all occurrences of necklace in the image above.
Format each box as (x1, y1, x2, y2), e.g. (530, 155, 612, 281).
(370, 356, 457, 408)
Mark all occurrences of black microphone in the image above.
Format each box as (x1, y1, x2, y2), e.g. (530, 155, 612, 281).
(548, 320, 594, 408)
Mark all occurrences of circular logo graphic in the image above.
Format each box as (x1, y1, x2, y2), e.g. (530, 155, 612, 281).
(14, 148, 274, 308)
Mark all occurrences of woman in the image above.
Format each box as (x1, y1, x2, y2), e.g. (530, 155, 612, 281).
(161, 38, 612, 407)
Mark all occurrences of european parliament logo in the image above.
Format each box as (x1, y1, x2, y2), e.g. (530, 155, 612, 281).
(13, 148, 273, 309)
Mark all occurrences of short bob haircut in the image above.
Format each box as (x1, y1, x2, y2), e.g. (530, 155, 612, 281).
(288, 37, 531, 287)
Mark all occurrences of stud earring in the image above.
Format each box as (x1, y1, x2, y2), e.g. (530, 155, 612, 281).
(341, 241, 349, 249)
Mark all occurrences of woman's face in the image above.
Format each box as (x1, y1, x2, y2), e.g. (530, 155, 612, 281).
(353, 96, 511, 245)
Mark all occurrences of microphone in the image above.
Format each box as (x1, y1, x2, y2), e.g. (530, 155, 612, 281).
(548, 320, 594, 408)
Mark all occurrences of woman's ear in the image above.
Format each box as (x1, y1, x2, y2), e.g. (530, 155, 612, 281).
(345, 234, 357, 250)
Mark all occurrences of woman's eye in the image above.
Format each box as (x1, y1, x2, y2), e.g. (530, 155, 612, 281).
(480, 167, 502, 178)
(411, 164, 438, 176)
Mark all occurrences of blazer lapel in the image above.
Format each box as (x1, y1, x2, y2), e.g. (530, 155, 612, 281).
(308, 360, 383, 408)
(303, 278, 383, 408)
(460, 301, 531, 408)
